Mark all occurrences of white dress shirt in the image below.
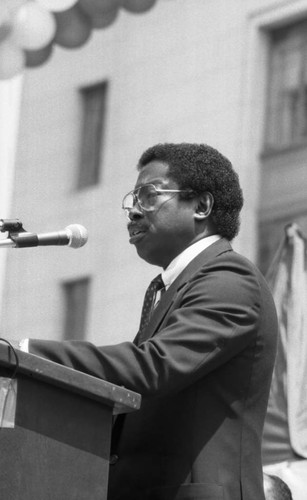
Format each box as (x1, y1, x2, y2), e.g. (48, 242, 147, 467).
(161, 234, 221, 289)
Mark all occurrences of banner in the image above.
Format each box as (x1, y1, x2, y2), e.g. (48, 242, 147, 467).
(262, 223, 307, 500)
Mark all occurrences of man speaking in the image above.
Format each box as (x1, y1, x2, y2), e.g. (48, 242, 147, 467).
(22, 143, 278, 500)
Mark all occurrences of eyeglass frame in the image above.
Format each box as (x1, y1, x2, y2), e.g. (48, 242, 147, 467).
(122, 183, 193, 215)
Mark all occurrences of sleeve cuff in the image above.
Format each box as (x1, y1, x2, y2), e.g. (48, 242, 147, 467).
(18, 338, 29, 352)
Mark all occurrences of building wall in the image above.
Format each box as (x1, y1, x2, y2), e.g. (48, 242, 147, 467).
(1, 0, 303, 345)
(0, 78, 23, 317)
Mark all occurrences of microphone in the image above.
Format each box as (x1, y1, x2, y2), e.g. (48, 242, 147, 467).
(0, 224, 88, 249)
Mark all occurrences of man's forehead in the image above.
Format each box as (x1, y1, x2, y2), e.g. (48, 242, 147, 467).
(135, 160, 173, 188)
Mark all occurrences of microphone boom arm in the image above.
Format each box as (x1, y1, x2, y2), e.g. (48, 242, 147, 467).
(0, 220, 88, 249)
(0, 218, 29, 247)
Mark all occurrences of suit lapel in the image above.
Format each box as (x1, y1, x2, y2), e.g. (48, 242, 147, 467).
(140, 238, 232, 342)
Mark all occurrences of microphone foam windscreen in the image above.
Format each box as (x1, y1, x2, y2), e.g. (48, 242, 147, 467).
(66, 224, 88, 248)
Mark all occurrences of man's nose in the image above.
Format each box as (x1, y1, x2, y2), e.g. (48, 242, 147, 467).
(127, 203, 144, 220)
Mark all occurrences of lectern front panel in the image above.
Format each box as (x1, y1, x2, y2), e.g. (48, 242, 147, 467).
(0, 374, 112, 500)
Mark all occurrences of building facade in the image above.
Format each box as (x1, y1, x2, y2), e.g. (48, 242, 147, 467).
(2, 0, 307, 346)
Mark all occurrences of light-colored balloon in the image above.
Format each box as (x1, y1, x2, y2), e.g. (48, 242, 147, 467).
(0, 39, 25, 80)
(54, 5, 92, 49)
(12, 2, 56, 50)
(36, 0, 79, 13)
(121, 0, 157, 13)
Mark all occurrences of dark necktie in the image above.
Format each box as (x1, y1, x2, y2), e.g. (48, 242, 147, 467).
(111, 275, 165, 461)
(134, 274, 165, 345)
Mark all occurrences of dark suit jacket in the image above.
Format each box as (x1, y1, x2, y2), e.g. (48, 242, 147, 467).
(28, 239, 278, 500)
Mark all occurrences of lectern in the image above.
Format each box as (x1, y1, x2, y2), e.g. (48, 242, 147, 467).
(0, 343, 141, 500)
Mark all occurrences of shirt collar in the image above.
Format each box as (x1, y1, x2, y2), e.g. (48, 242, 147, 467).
(161, 235, 221, 289)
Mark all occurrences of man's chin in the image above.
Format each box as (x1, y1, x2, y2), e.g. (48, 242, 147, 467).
(135, 246, 166, 268)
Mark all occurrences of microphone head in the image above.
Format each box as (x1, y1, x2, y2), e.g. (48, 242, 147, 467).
(66, 224, 88, 249)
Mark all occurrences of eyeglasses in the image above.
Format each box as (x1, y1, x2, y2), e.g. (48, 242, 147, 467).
(122, 183, 192, 215)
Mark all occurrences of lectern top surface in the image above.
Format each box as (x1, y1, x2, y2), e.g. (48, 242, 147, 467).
(0, 343, 141, 415)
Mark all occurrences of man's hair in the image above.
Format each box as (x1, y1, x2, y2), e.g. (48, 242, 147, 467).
(263, 473, 293, 500)
(137, 143, 243, 241)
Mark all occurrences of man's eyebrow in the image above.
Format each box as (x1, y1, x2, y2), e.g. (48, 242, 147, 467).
(135, 179, 169, 189)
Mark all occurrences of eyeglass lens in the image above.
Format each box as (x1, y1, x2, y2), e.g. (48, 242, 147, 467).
(123, 185, 158, 211)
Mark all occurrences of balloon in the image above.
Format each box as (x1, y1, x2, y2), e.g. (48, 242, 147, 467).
(54, 5, 92, 49)
(79, 0, 118, 14)
(90, 8, 118, 29)
(0, 3, 12, 42)
(0, 39, 25, 80)
(79, 0, 119, 29)
(12, 2, 56, 50)
(36, 0, 79, 13)
(120, 0, 157, 14)
(25, 42, 53, 68)
(0, 22, 12, 43)
(3, 0, 25, 15)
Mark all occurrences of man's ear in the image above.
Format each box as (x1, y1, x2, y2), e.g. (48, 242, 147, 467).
(194, 192, 214, 220)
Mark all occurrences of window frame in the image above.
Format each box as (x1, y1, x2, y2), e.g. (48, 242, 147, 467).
(77, 80, 109, 189)
(62, 276, 91, 340)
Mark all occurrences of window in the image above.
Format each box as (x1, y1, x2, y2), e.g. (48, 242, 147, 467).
(264, 20, 307, 152)
(62, 277, 91, 340)
(77, 81, 109, 189)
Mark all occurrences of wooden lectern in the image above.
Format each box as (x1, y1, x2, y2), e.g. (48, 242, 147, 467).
(0, 343, 141, 500)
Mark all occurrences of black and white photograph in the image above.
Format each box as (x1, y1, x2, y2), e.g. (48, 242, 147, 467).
(0, 1, 306, 499)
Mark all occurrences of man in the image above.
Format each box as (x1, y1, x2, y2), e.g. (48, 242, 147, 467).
(24, 143, 278, 499)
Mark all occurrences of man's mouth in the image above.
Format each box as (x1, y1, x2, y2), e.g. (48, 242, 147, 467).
(128, 226, 147, 244)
